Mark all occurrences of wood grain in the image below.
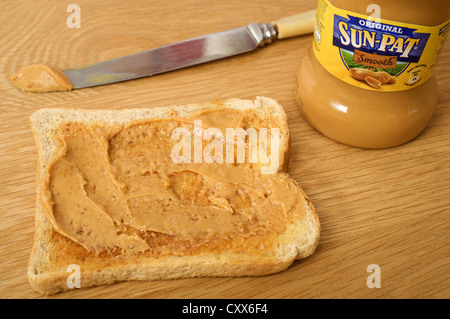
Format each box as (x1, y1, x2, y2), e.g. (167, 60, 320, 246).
(0, 0, 449, 299)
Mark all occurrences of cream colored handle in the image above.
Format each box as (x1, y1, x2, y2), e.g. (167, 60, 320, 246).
(272, 10, 316, 39)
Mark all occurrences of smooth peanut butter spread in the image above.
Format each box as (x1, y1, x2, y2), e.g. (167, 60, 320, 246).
(296, 0, 450, 148)
(42, 109, 305, 257)
(11, 64, 73, 92)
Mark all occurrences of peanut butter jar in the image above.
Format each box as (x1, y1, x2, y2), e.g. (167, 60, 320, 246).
(296, 0, 450, 148)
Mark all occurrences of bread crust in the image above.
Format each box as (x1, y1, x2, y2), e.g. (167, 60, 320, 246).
(28, 96, 320, 295)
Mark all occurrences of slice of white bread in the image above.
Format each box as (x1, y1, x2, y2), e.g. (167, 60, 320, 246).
(28, 96, 320, 295)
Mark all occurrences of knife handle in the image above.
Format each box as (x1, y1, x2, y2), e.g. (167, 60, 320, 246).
(272, 10, 316, 39)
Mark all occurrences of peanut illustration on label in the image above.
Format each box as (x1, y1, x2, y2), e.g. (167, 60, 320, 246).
(349, 68, 395, 89)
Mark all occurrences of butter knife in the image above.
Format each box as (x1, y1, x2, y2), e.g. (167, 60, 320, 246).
(64, 10, 316, 89)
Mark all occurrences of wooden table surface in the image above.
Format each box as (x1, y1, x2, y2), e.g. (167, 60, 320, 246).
(1, 0, 449, 299)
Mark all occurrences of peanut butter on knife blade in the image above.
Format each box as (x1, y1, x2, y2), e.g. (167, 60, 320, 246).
(11, 11, 315, 92)
(11, 64, 73, 92)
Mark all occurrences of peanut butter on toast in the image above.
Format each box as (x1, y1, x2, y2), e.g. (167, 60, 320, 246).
(28, 97, 320, 295)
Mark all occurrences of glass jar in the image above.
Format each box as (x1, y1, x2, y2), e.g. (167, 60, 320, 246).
(296, 0, 450, 148)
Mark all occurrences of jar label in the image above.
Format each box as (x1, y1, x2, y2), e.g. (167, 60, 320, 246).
(313, 0, 450, 91)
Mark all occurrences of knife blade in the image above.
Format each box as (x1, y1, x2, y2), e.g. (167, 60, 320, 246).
(63, 10, 316, 89)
